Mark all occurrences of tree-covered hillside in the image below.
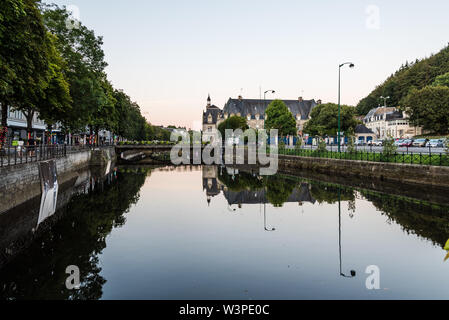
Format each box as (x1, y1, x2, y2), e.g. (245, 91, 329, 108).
(356, 44, 449, 116)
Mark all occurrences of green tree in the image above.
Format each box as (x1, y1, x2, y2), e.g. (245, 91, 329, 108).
(304, 103, 357, 137)
(42, 4, 109, 133)
(33, 33, 72, 134)
(382, 135, 397, 158)
(433, 72, 449, 87)
(402, 86, 449, 135)
(264, 100, 297, 137)
(217, 115, 249, 138)
(356, 45, 449, 116)
(0, 0, 51, 141)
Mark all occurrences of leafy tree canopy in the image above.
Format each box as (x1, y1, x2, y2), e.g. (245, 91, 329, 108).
(264, 100, 297, 137)
(218, 115, 249, 138)
(402, 85, 449, 135)
(303, 103, 358, 137)
(356, 44, 449, 116)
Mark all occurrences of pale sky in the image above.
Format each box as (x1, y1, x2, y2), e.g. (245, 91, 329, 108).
(46, 0, 449, 129)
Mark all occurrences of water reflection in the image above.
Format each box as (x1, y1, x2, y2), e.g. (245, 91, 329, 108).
(37, 161, 59, 228)
(0, 165, 449, 299)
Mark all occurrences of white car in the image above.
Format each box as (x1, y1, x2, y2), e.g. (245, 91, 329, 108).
(370, 140, 383, 146)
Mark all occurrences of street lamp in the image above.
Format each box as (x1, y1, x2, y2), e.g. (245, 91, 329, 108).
(263, 90, 276, 146)
(338, 62, 355, 153)
(380, 96, 390, 107)
(264, 90, 276, 107)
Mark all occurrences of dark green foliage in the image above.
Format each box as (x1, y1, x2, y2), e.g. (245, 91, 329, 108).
(265, 100, 297, 137)
(218, 115, 249, 138)
(304, 103, 357, 137)
(402, 86, 449, 135)
(356, 45, 449, 116)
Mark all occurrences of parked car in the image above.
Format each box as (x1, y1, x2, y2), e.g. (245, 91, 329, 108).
(427, 139, 445, 148)
(355, 140, 365, 146)
(394, 139, 404, 146)
(400, 139, 414, 147)
(412, 138, 429, 147)
(369, 140, 383, 146)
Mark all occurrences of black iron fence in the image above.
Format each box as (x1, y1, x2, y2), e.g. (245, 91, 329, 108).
(278, 147, 449, 167)
(0, 145, 100, 167)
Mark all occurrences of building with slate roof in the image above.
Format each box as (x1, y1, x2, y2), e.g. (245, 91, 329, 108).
(202, 95, 319, 142)
(363, 106, 424, 139)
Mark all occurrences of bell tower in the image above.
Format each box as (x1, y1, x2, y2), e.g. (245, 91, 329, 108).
(207, 94, 211, 108)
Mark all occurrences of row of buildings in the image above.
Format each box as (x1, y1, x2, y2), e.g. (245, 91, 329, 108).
(202, 95, 319, 143)
(202, 95, 424, 143)
(0, 105, 113, 145)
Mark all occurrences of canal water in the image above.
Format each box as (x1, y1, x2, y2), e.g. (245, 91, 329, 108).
(1, 165, 449, 300)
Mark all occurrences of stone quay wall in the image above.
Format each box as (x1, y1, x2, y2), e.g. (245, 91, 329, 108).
(0, 147, 115, 215)
(278, 155, 449, 189)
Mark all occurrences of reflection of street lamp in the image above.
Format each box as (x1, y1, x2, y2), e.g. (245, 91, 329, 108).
(338, 63, 355, 153)
(263, 185, 275, 231)
(338, 188, 356, 278)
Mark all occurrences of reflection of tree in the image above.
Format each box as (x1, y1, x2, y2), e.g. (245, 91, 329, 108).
(361, 191, 449, 248)
(310, 184, 355, 204)
(217, 170, 264, 192)
(218, 170, 300, 207)
(265, 176, 297, 207)
(0, 170, 148, 300)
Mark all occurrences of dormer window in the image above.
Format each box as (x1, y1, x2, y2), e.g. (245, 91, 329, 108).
(255, 114, 260, 120)
(208, 114, 213, 123)
(247, 114, 251, 121)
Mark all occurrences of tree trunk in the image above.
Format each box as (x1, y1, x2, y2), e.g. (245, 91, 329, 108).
(0, 102, 8, 148)
(25, 110, 34, 141)
(1, 102, 7, 128)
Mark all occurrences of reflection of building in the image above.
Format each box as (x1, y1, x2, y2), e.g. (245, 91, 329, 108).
(363, 107, 424, 139)
(224, 184, 316, 206)
(202, 95, 319, 140)
(202, 166, 221, 205)
(202, 165, 316, 206)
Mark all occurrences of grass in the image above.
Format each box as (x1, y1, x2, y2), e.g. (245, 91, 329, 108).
(277, 148, 449, 166)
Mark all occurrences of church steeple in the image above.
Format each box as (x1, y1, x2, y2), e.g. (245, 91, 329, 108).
(207, 94, 211, 107)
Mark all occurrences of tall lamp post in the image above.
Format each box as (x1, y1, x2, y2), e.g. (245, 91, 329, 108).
(338, 62, 355, 153)
(263, 90, 276, 145)
(380, 96, 390, 108)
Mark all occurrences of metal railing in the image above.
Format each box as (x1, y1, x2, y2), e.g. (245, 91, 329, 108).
(0, 144, 107, 167)
(276, 147, 449, 167)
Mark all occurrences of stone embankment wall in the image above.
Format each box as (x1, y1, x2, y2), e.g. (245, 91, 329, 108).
(0, 147, 115, 214)
(278, 155, 449, 189)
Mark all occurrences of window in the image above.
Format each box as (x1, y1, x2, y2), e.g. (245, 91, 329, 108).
(208, 115, 212, 124)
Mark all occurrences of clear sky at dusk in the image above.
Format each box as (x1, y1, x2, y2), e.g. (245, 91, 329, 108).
(46, 0, 449, 129)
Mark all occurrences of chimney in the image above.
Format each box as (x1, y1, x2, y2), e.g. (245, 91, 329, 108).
(317, 99, 322, 105)
(298, 97, 303, 102)
(238, 95, 243, 101)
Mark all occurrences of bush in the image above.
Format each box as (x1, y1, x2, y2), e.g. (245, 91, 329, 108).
(382, 136, 397, 158)
(316, 138, 327, 153)
(295, 138, 302, 150)
(347, 136, 356, 154)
